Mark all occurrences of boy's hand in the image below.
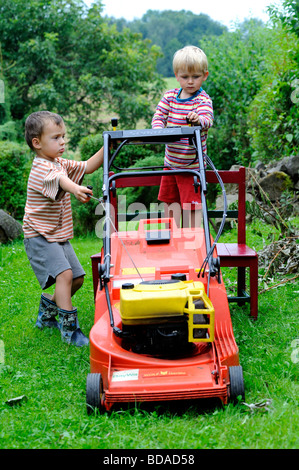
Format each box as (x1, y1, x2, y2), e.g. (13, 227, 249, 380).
(186, 112, 200, 125)
(80, 185, 93, 203)
(73, 185, 93, 203)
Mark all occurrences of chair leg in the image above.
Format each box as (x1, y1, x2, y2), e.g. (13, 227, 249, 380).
(249, 259, 259, 320)
(237, 267, 246, 303)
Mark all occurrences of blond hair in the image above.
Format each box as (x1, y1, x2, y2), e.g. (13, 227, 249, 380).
(173, 46, 208, 74)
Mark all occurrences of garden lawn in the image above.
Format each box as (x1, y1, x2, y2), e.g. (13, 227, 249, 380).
(0, 229, 298, 450)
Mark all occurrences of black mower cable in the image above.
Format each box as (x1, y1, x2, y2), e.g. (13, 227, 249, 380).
(198, 154, 228, 278)
(98, 198, 144, 283)
(84, 186, 144, 282)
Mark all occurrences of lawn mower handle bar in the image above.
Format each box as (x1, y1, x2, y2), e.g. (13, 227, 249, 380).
(103, 125, 202, 143)
(102, 128, 207, 197)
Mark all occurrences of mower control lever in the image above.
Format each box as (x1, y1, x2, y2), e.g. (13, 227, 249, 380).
(85, 185, 101, 202)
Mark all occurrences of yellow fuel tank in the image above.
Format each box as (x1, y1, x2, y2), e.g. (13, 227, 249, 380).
(119, 280, 215, 342)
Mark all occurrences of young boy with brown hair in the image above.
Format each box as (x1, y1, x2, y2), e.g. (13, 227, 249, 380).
(23, 110, 103, 347)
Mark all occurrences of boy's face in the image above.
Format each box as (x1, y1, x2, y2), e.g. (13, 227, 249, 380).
(175, 69, 209, 98)
(32, 120, 66, 161)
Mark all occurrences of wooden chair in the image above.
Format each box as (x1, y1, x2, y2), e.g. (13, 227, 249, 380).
(206, 166, 259, 319)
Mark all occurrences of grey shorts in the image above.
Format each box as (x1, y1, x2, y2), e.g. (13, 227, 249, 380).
(24, 236, 86, 290)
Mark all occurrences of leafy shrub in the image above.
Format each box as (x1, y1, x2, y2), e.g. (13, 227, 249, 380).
(117, 154, 165, 209)
(0, 121, 18, 141)
(247, 27, 299, 162)
(201, 20, 270, 169)
(201, 19, 299, 168)
(0, 141, 31, 220)
(79, 134, 103, 161)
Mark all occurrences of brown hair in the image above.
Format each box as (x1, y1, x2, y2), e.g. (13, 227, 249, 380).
(25, 111, 63, 150)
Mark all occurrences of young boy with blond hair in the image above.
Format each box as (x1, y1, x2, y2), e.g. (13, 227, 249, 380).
(23, 111, 103, 347)
(152, 45, 213, 227)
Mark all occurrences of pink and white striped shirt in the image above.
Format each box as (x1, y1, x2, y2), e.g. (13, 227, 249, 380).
(23, 156, 87, 242)
(152, 87, 213, 168)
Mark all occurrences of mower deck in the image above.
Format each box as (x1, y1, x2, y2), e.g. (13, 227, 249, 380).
(88, 222, 240, 412)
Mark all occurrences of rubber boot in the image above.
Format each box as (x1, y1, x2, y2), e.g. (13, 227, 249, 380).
(58, 307, 89, 347)
(36, 294, 59, 329)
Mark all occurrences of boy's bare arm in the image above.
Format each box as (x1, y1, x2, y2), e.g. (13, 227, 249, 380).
(85, 147, 104, 174)
(59, 175, 92, 203)
(58, 147, 104, 202)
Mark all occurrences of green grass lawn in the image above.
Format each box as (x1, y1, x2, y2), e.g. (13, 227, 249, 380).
(0, 225, 298, 450)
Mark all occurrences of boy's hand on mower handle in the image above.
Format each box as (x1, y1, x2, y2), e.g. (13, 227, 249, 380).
(74, 185, 93, 203)
(186, 112, 200, 126)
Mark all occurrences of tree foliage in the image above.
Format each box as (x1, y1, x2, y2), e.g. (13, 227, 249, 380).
(268, 0, 299, 38)
(200, 20, 270, 168)
(0, 141, 31, 219)
(246, 1, 299, 163)
(247, 25, 299, 162)
(0, 0, 164, 147)
(109, 9, 227, 76)
(198, 18, 299, 167)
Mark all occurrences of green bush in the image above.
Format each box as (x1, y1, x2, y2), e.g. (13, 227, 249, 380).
(247, 25, 299, 162)
(201, 19, 299, 168)
(0, 141, 31, 220)
(79, 134, 103, 161)
(0, 121, 18, 141)
(202, 21, 270, 168)
(71, 135, 103, 236)
(117, 154, 164, 210)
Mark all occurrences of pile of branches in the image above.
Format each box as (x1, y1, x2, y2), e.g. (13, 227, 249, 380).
(258, 236, 299, 293)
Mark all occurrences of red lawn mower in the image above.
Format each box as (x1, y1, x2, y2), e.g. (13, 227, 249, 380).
(86, 125, 245, 413)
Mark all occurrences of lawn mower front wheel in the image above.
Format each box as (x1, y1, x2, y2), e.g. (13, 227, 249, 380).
(228, 366, 245, 404)
(86, 372, 105, 415)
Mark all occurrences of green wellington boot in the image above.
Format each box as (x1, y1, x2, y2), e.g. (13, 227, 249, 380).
(58, 307, 89, 347)
(36, 294, 59, 329)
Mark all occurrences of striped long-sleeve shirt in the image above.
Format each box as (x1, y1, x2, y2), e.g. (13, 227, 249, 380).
(23, 156, 87, 242)
(152, 87, 213, 168)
